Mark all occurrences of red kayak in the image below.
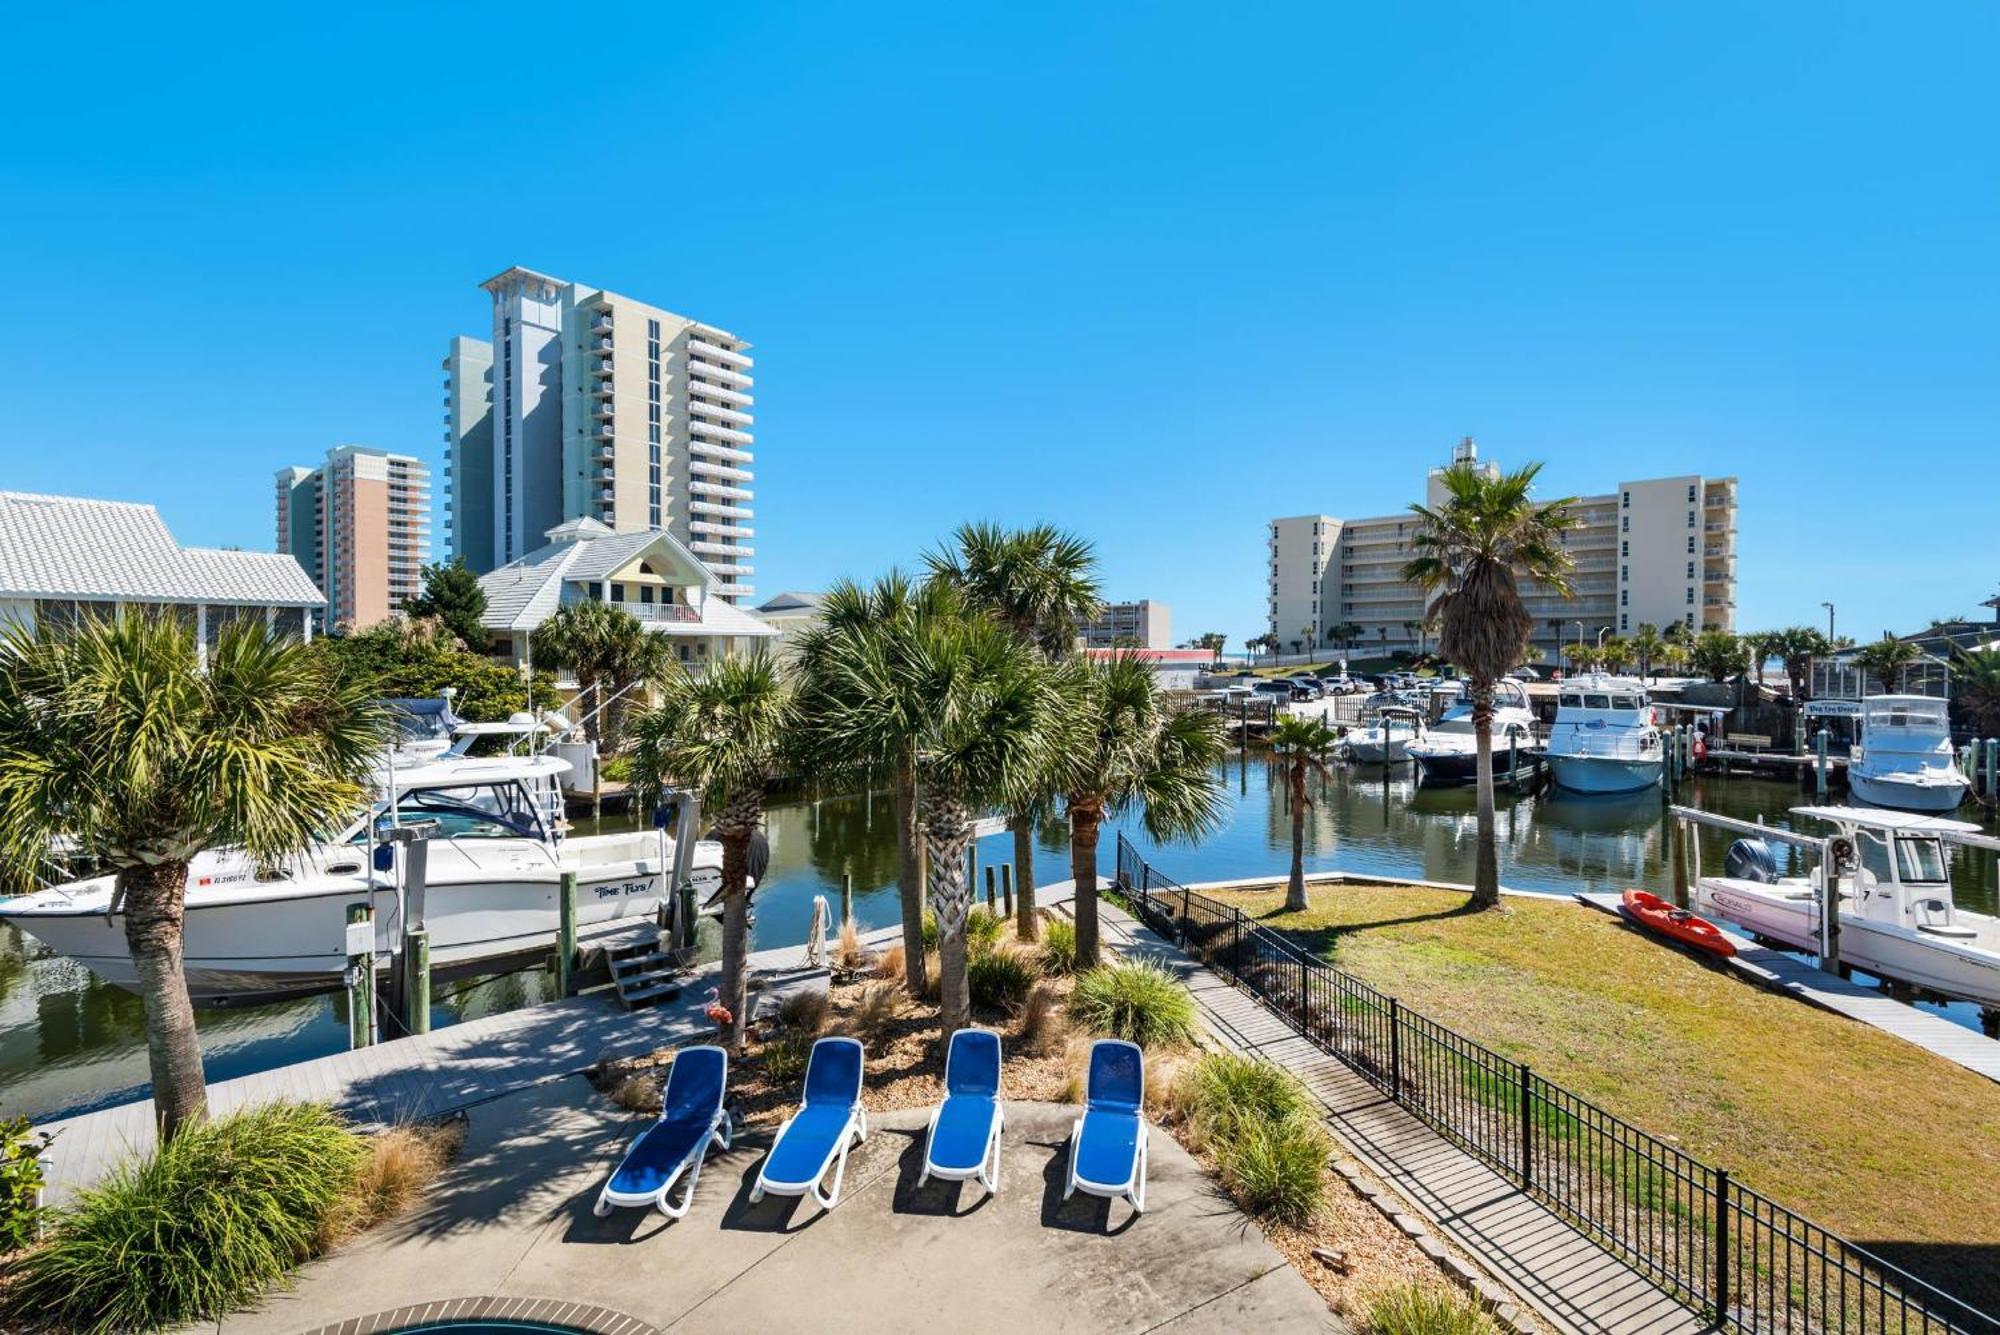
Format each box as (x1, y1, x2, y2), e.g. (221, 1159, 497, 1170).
(1619, 890, 1737, 959)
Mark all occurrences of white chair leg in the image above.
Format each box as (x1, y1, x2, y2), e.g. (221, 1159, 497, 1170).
(660, 1143, 704, 1218)
(593, 1187, 613, 1218)
(1131, 1129, 1148, 1214)
(1063, 1117, 1082, 1200)
(857, 1105, 870, 1142)
(917, 1104, 941, 1188)
(813, 1123, 855, 1210)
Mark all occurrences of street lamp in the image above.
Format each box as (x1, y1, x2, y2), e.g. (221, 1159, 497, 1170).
(1597, 626, 1612, 649)
(1820, 602, 1835, 641)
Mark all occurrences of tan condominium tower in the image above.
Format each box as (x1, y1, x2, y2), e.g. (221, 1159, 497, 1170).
(1267, 438, 1738, 659)
(276, 445, 431, 631)
(443, 267, 755, 604)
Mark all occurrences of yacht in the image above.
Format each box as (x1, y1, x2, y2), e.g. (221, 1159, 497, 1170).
(1685, 805, 2000, 1009)
(1845, 695, 1970, 814)
(1346, 704, 1425, 764)
(1544, 676, 1663, 795)
(1406, 680, 1540, 787)
(0, 751, 726, 1003)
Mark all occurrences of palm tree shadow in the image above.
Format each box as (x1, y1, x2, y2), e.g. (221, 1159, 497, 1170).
(1251, 900, 1488, 959)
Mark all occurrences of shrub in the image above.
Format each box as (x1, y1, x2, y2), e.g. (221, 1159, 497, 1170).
(1014, 981, 1068, 1055)
(5, 1101, 369, 1333)
(1366, 1283, 1501, 1335)
(1068, 961, 1198, 1048)
(778, 988, 830, 1036)
(919, 950, 943, 1001)
(320, 1121, 463, 1248)
(833, 918, 874, 973)
(874, 943, 906, 981)
(842, 982, 902, 1045)
(967, 947, 1037, 1012)
(1170, 1052, 1317, 1153)
(964, 907, 1006, 955)
(1, 1115, 53, 1252)
(609, 1073, 661, 1115)
(921, 909, 939, 953)
(760, 1031, 815, 1084)
(1213, 1114, 1330, 1226)
(1038, 918, 1079, 976)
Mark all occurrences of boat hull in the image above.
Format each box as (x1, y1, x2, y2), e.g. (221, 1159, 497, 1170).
(1694, 877, 2000, 1009)
(1848, 770, 1970, 815)
(1349, 736, 1413, 764)
(1410, 746, 1543, 788)
(1547, 754, 1662, 795)
(0, 836, 723, 1001)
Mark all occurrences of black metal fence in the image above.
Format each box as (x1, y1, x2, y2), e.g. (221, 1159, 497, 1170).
(1112, 833, 1997, 1335)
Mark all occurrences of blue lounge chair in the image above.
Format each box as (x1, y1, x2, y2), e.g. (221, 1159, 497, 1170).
(918, 1027, 1004, 1194)
(1064, 1038, 1148, 1215)
(594, 1045, 732, 1218)
(749, 1035, 868, 1210)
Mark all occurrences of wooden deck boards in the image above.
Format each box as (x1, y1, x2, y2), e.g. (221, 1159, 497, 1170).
(34, 943, 827, 1203)
(1089, 898, 1701, 1335)
(1574, 891, 2000, 1083)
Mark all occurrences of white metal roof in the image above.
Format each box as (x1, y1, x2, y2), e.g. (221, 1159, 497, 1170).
(1790, 805, 1984, 834)
(477, 524, 773, 638)
(0, 491, 324, 607)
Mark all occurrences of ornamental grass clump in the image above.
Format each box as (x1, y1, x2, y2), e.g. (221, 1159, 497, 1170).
(967, 946, 1037, 1012)
(1366, 1282, 1501, 1335)
(1169, 1053, 1330, 1225)
(1037, 918, 1079, 976)
(5, 1101, 369, 1334)
(1169, 1052, 1317, 1153)
(1068, 960, 1197, 1048)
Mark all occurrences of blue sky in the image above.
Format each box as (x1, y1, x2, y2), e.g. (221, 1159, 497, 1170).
(1, 3, 1993, 648)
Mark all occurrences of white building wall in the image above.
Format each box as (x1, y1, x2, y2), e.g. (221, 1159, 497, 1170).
(1268, 515, 1338, 653)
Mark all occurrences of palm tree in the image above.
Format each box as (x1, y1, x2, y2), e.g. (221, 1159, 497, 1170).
(1599, 636, 1631, 673)
(790, 573, 949, 996)
(530, 600, 674, 817)
(1402, 461, 1580, 909)
(929, 523, 1102, 942)
(1053, 653, 1227, 968)
(1770, 626, 1833, 701)
(627, 653, 792, 1051)
(0, 613, 383, 1139)
(1268, 715, 1338, 911)
(1851, 634, 1922, 696)
(1629, 622, 1664, 681)
(1740, 630, 1780, 692)
(1690, 630, 1750, 682)
(1949, 647, 2000, 736)
(925, 521, 1101, 660)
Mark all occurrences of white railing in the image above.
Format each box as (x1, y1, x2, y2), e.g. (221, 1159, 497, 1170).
(687, 338, 752, 367)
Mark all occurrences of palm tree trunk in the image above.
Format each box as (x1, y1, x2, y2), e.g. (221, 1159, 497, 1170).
(1470, 678, 1500, 909)
(121, 860, 208, 1140)
(1011, 812, 1038, 942)
(1285, 765, 1308, 911)
(893, 758, 928, 997)
(714, 787, 762, 1051)
(923, 797, 974, 1036)
(1070, 798, 1103, 969)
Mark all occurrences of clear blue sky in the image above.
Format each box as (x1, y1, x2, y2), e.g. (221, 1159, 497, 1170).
(1, 3, 1993, 648)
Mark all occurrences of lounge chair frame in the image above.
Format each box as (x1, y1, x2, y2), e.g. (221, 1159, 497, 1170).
(749, 1036, 869, 1211)
(917, 1026, 1004, 1195)
(594, 1045, 734, 1219)
(1063, 1038, 1149, 1215)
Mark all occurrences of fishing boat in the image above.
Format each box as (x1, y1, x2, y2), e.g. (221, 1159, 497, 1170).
(1346, 705, 1425, 764)
(1846, 695, 1970, 814)
(1406, 679, 1540, 787)
(1679, 804, 2000, 1009)
(1545, 676, 1663, 795)
(1619, 889, 1736, 958)
(0, 751, 727, 1003)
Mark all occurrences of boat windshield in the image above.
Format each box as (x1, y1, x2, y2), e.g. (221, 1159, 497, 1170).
(349, 783, 545, 842)
(1857, 831, 1895, 885)
(1584, 693, 1610, 710)
(1895, 837, 1949, 884)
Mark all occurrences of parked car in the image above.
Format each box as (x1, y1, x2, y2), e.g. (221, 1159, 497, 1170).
(1250, 681, 1297, 708)
(1284, 675, 1324, 700)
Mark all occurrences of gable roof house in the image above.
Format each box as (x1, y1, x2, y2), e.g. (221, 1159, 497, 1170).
(477, 518, 776, 672)
(0, 491, 325, 665)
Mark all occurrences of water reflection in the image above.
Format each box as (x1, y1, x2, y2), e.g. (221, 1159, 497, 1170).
(4, 763, 1994, 1123)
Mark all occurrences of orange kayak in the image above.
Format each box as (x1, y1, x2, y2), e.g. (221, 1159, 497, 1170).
(1620, 890, 1737, 959)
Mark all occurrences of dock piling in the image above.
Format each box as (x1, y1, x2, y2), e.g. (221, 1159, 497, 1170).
(403, 930, 430, 1035)
(1000, 863, 1013, 918)
(839, 872, 854, 926)
(557, 870, 579, 996)
(389, 824, 434, 1036)
(985, 864, 997, 913)
(345, 903, 375, 1049)
(1814, 728, 1829, 799)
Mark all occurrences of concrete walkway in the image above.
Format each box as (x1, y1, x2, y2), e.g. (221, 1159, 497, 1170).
(205, 1082, 1335, 1335)
(1083, 896, 1701, 1335)
(36, 945, 826, 1203)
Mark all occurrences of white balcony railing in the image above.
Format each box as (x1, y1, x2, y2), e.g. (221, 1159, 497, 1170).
(691, 539, 753, 558)
(686, 379, 752, 406)
(609, 599, 700, 625)
(690, 418, 753, 445)
(687, 361, 753, 389)
(690, 520, 754, 539)
(591, 379, 614, 399)
(591, 358, 614, 377)
(689, 479, 752, 501)
(690, 442, 752, 464)
(689, 459, 753, 483)
(690, 499, 753, 519)
(687, 338, 752, 368)
(692, 403, 754, 426)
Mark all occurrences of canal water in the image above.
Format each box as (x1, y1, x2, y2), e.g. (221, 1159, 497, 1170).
(4, 763, 1994, 1123)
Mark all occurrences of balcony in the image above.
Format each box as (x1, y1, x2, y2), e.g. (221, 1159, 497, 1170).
(593, 423, 614, 439)
(611, 600, 700, 625)
(592, 336, 614, 355)
(687, 338, 752, 368)
(1704, 568, 1730, 584)
(688, 362, 753, 389)
(591, 314, 613, 334)
(704, 562, 755, 577)
(690, 499, 753, 519)
(590, 379, 614, 399)
(689, 459, 753, 483)
(691, 442, 753, 464)
(691, 539, 753, 558)
(687, 379, 752, 406)
(595, 486, 615, 503)
(1704, 520, 1733, 534)
(594, 445, 615, 464)
(591, 358, 614, 377)
(690, 418, 753, 445)
(689, 479, 752, 501)
(691, 402, 754, 427)
(691, 520, 754, 539)
(593, 398, 615, 419)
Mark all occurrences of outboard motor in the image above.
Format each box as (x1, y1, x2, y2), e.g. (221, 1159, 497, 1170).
(1724, 837, 1779, 884)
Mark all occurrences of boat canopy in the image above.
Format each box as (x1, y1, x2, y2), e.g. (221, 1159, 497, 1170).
(1789, 805, 1983, 835)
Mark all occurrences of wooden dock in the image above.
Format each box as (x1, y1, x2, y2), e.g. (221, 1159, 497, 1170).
(34, 942, 827, 1203)
(1574, 892, 2000, 1084)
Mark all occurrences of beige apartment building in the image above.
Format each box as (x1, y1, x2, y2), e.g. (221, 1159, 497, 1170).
(277, 445, 430, 631)
(1268, 439, 1737, 660)
(446, 268, 755, 604)
(1080, 599, 1172, 649)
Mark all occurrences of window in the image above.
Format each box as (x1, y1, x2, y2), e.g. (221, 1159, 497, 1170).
(1621, 516, 1629, 533)
(1687, 510, 1696, 527)
(1622, 491, 1630, 508)
(1688, 484, 1697, 502)
(1584, 694, 1611, 710)
(1621, 541, 1629, 557)
(1620, 614, 1629, 631)
(587, 582, 603, 601)
(383, 783, 543, 841)
(1621, 590, 1628, 606)
(1611, 695, 1638, 710)
(1896, 837, 1948, 883)
(640, 585, 654, 604)
(1687, 536, 1695, 554)
(1687, 561, 1696, 579)
(1685, 588, 1695, 605)
(1560, 693, 1582, 709)
(1621, 565, 1628, 581)
(611, 582, 626, 602)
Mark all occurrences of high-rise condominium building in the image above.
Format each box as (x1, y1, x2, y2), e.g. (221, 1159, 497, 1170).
(276, 445, 431, 631)
(1268, 438, 1738, 659)
(1080, 599, 1173, 649)
(444, 267, 755, 604)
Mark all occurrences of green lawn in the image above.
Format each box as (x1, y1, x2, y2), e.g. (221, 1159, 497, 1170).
(1214, 882, 2000, 1305)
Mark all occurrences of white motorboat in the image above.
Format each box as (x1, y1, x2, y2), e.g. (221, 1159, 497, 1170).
(0, 751, 726, 1002)
(1545, 676, 1663, 795)
(1407, 680, 1540, 787)
(1845, 695, 1970, 814)
(1347, 705, 1426, 764)
(1682, 804, 2000, 1010)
